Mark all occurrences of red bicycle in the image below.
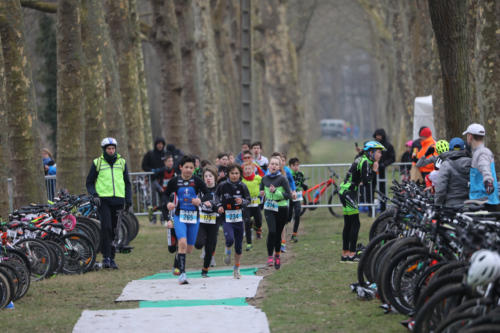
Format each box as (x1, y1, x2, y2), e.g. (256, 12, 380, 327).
(301, 168, 341, 217)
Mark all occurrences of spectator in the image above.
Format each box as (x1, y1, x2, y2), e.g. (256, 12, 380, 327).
(42, 148, 55, 175)
(400, 140, 412, 181)
(463, 123, 499, 210)
(414, 127, 437, 179)
(141, 137, 166, 224)
(165, 143, 184, 172)
(235, 141, 251, 165)
(45, 160, 57, 175)
(372, 129, 395, 212)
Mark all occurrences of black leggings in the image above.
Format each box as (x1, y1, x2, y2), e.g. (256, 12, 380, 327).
(264, 207, 288, 256)
(342, 213, 360, 252)
(290, 200, 302, 233)
(244, 206, 262, 244)
(97, 200, 121, 259)
(195, 219, 221, 269)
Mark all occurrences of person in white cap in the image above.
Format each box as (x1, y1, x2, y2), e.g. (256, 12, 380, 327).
(463, 123, 499, 210)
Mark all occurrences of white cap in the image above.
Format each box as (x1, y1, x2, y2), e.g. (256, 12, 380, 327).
(463, 123, 485, 136)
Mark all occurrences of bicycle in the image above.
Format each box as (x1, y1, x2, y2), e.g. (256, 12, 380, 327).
(301, 168, 341, 217)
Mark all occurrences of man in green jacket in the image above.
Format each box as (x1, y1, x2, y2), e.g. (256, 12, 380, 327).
(86, 138, 132, 269)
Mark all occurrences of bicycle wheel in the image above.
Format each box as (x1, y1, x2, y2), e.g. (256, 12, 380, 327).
(123, 211, 139, 242)
(357, 232, 396, 286)
(2, 248, 31, 300)
(435, 298, 494, 333)
(45, 240, 65, 275)
(0, 269, 13, 309)
(368, 208, 396, 240)
(0, 263, 20, 302)
(59, 233, 96, 274)
(15, 239, 54, 281)
(327, 188, 340, 217)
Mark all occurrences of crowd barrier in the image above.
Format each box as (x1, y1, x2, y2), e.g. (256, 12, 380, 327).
(7, 163, 412, 217)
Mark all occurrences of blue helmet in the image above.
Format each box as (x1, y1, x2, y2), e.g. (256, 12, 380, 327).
(449, 137, 465, 151)
(363, 141, 385, 151)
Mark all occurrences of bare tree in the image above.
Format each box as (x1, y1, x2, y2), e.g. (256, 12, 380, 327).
(0, 36, 10, 217)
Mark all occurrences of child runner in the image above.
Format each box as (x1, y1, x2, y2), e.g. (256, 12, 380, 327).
(165, 155, 210, 284)
(152, 154, 176, 225)
(251, 141, 269, 172)
(194, 166, 221, 277)
(339, 141, 384, 262)
(215, 164, 251, 279)
(260, 156, 291, 269)
(242, 162, 263, 250)
(289, 157, 307, 242)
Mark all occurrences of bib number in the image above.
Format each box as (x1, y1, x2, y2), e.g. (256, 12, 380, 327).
(293, 191, 303, 202)
(264, 200, 279, 212)
(225, 209, 243, 223)
(200, 212, 217, 224)
(248, 197, 260, 207)
(179, 210, 197, 224)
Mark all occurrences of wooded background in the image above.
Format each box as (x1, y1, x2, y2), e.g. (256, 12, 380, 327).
(0, 0, 498, 216)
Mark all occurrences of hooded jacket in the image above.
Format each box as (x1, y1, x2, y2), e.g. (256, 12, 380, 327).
(434, 150, 471, 207)
(141, 137, 166, 172)
(372, 129, 395, 170)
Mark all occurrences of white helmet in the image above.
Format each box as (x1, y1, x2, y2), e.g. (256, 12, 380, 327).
(467, 249, 500, 287)
(101, 137, 117, 148)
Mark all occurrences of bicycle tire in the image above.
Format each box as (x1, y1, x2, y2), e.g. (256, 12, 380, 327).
(413, 283, 477, 333)
(15, 238, 54, 281)
(368, 208, 396, 240)
(123, 211, 139, 242)
(459, 324, 500, 333)
(45, 240, 65, 275)
(1, 249, 31, 300)
(327, 189, 340, 217)
(357, 232, 396, 286)
(410, 260, 449, 313)
(0, 269, 13, 309)
(414, 272, 465, 311)
(0, 263, 20, 302)
(59, 233, 96, 274)
(435, 298, 494, 333)
(76, 216, 101, 251)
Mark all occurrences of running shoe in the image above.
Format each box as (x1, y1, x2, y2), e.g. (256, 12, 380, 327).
(5, 301, 14, 309)
(280, 243, 287, 253)
(201, 269, 208, 278)
(274, 255, 281, 270)
(224, 250, 231, 265)
(178, 272, 188, 285)
(267, 256, 274, 267)
(291, 235, 298, 243)
(210, 256, 216, 267)
(233, 268, 241, 279)
(246, 244, 253, 251)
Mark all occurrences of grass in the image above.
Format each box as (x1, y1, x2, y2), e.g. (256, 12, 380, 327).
(1, 139, 406, 332)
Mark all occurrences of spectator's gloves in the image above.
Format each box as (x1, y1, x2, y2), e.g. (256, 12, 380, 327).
(425, 146, 435, 157)
(90, 196, 101, 208)
(484, 180, 495, 195)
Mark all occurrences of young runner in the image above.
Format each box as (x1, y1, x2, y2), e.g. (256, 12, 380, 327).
(339, 141, 384, 262)
(194, 166, 221, 277)
(260, 156, 291, 269)
(289, 157, 307, 242)
(214, 164, 251, 279)
(152, 155, 176, 225)
(251, 141, 269, 172)
(242, 163, 263, 250)
(241, 149, 265, 177)
(165, 155, 210, 284)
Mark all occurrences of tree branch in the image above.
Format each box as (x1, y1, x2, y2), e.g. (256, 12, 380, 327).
(20, 0, 57, 13)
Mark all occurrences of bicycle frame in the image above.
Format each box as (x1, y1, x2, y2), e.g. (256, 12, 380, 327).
(303, 178, 336, 204)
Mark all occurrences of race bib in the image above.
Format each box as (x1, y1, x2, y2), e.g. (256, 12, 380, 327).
(225, 209, 243, 223)
(179, 210, 197, 224)
(264, 200, 279, 212)
(293, 191, 303, 202)
(7, 229, 17, 239)
(248, 197, 260, 207)
(200, 212, 217, 224)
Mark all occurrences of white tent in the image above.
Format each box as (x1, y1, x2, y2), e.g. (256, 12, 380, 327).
(413, 95, 435, 139)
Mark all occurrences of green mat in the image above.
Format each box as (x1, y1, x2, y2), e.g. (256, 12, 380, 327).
(140, 267, 258, 280)
(139, 297, 248, 308)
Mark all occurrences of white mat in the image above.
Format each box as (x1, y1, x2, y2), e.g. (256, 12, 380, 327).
(116, 275, 263, 301)
(73, 306, 270, 333)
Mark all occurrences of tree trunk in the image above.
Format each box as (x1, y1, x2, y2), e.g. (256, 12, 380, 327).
(106, 0, 146, 171)
(0, 36, 10, 217)
(56, 0, 85, 194)
(0, 0, 47, 206)
(151, 0, 187, 150)
(81, 0, 107, 170)
(130, 0, 153, 151)
(428, 0, 471, 138)
(473, 0, 499, 172)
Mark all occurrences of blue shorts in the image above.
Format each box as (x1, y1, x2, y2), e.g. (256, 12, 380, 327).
(173, 215, 200, 246)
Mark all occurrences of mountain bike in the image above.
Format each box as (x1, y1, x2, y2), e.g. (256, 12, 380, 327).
(301, 168, 341, 217)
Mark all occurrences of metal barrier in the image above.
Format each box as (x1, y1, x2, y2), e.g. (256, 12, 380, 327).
(7, 163, 412, 217)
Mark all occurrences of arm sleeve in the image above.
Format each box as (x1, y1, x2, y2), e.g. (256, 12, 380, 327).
(163, 176, 177, 198)
(241, 183, 251, 206)
(213, 183, 223, 208)
(196, 176, 210, 196)
(123, 163, 132, 204)
(86, 164, 98, 197)
(381, 145, 395, 168)
(434, 163, 450, 206)
(153, 179, 163, 192)
(141, 152, 152, 172)
(416, 155, 436, 168)
(286, 168, 296, 191)
(477, 151, 494, 182)
(360, 160, 373, 185)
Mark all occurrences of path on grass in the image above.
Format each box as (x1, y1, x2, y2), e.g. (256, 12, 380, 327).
(73, 266, 270, 333)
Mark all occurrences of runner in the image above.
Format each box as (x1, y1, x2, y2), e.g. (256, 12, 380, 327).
(289, 157, 307, 242)
(152, 154, 176, 225)
(241, 149, 265, 177)
(242, 163, 263, 250)
(194, 166, 221, 277)
(251, 141, 269, 172)
(339, 141, 384, 262)
(164, 155, 211, 284)
(260, 156, 292, 270)
(214, 164, 251, 279)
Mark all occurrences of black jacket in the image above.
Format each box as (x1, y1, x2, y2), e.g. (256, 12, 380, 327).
(141, 137, 166, 172)
(214, 179, 251, 211)
(373, 129, 395, 170)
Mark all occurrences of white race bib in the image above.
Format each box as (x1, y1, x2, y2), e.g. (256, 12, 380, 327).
(225, 209, 243, 223)
(179, 210, 197, 224)
(293, 191, 303, 202)
(264, 200, 279, 212)
(200, 212, 217, 224)
(248, 197, 260, 207)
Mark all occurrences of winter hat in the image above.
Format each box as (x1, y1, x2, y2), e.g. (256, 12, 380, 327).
(419, 127, 432, 138)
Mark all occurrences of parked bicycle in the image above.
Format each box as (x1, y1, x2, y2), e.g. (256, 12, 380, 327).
(301, 167, 341, 217)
